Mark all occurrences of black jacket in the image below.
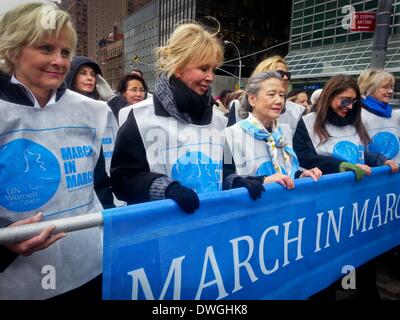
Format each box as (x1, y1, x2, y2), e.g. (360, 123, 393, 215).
(107, 94, 128, 120)
(110, 96, 173, 204)
(111, 94, 235, 205)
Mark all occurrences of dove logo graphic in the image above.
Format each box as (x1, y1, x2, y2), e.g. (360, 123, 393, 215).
(332, 141, 362, 164)
(368, 132, 399, 160)
(171, 151, 222, 193)
(0, 139, 61, 212)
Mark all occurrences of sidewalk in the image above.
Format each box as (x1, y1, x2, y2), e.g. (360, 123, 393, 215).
(336, 250, 400, 300)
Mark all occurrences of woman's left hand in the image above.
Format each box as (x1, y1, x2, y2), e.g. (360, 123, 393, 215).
(384, 160, 399, 173)
(300, 167, 322, 181)
(355, 164, 372, 176)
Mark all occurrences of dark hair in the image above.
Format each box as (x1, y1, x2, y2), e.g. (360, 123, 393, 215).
(130, 68, 143, 77)
(218, 89, 233, 108)
(287, 88, 307, 100)
(314, 74, 370, 145)
(117, 73, 148, 99)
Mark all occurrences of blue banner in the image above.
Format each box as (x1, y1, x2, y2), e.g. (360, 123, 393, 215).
(102, 167, 400, 300)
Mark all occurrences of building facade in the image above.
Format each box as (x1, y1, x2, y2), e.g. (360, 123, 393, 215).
(124, 0, 291, 91)
(286, 0, 400, 93)
(61, 0, 88, 56)
(99, 28, 124, 90)
(124, 0, 159, 89)
(87, 0, 136, 62)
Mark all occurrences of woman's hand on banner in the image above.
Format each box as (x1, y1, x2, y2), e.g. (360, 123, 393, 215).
(384, 160, 399, 173)
(232, 176, 265, 200)
(339, 162, 368, 181)
(355, 164, 371, 176)
(263, 173, 294, 190)
(5, 212, 66, 257)
(165, 182, 200, 214)
(300, 167, 322, 181)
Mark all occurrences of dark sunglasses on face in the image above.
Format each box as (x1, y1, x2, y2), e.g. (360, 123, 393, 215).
(275, 69, 291, 80)
(339, 97, 358, 108)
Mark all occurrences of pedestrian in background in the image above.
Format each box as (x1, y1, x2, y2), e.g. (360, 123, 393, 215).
(108, 73, 149, 119)
(65, 56, 116, 209)
(287, 88, 311, 112)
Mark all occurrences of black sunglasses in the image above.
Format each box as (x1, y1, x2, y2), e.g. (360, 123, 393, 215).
(338, 97, 358, 108)
(276, 70, 291, 80)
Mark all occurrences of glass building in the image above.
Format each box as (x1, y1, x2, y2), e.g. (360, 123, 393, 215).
(286, 0, 400, 92)
(124, 0, 291, 90)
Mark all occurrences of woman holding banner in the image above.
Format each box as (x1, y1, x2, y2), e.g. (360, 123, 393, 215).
(111, 22, 265, 214)
(293, 74, 396, 300)
(0, 2, 118, 299)
(293, 74, 397, 178)
(358, 69, 400, 166)
(225, 71, 321, 189)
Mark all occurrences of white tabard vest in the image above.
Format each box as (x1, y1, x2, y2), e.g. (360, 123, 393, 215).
(133, 103, 227, 193)
(118, 97, 152, 126)
(362, 108, 400, 162)
(0, 90, 118, 299)
(279, 100, 305, 136)
(225, 121, 294, 176)
(303, 112, 365, 164)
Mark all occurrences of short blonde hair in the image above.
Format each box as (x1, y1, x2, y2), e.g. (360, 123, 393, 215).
(155, 23, 223, 79)
(358, 69, 395, 97)
(0, 2, 77, 74)
(251, 55, 287, 77)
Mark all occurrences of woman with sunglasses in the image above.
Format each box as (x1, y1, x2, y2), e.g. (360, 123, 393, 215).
(358, 69, 399, 171)
(293, 74, 395, 300)
(293, 74, 394, 179)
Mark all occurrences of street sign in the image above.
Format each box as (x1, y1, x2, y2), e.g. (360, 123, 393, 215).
(351, 12, 376, 32)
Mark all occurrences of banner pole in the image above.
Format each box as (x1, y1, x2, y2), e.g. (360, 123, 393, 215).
(0, 213, 103, 245)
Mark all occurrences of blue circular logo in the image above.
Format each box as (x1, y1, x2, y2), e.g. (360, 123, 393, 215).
(255, 161, 287, 176)
(332, 141, 360, 163)
(0, 139, 61, 212)
(368, 132, 399, 160)
(171, 151, 221, 193)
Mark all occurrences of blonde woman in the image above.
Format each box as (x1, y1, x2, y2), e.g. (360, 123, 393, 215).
(358, 69, 400, 168)
(111, 23, 265, 214)
(0, 2, 118, 299)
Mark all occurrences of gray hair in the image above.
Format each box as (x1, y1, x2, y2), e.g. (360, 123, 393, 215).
(358, 69, 395, 97)
(239, 71, 283, 119)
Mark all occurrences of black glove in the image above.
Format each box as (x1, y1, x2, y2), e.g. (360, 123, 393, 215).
(232, 176, 265, 200)
(165, 182, 200, 214)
